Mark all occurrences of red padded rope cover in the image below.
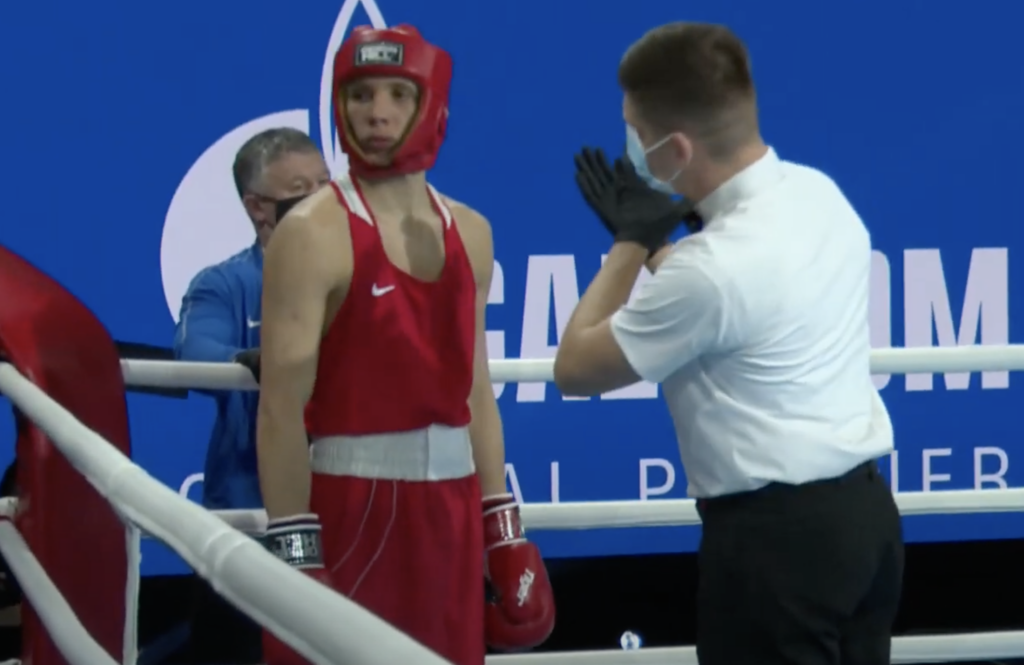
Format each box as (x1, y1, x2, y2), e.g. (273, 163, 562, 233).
(0, 244, 128, 664)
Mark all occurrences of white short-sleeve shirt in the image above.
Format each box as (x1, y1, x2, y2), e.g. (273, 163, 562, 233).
(610, 148, 893, 498)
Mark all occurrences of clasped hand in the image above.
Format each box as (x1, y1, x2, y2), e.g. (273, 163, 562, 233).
(574, 148, 701, 253)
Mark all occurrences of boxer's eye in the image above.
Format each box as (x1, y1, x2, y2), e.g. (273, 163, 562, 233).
(346, 85, 373, 102)
(390, 84, 419, 103)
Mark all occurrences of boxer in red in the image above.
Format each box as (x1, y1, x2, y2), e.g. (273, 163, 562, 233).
(254, 25, 555, 665)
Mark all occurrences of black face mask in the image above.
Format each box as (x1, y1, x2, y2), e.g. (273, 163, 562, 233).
(274, 195, 309, 221)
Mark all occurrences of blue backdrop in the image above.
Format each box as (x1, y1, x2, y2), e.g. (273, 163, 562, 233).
(2, 0, 1022, 576)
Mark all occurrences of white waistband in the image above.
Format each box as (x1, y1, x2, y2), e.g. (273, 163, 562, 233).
(309, 425, 475, 481)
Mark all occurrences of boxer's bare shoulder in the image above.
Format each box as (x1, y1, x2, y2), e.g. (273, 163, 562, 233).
(287, 184, 335, 219)
(268, 185, 353, 294)
(261, 186, 356, 381)
(442, 195, 493, 288)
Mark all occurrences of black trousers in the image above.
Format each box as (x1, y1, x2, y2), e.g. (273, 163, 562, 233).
(696, 461, 903, 665)
(187, 576, 262, 664)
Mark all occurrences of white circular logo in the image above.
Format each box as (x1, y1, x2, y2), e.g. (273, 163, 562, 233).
(159, 0, 387, 322)
(320, 0, 387, 175)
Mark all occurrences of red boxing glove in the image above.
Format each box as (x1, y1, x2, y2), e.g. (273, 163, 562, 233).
(482, 494, 555, 651)
(261, 515, 332, 665)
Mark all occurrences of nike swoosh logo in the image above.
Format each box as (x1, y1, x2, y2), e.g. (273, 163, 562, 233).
(247, 318, 261, 328)
(371, 284, 395, 297)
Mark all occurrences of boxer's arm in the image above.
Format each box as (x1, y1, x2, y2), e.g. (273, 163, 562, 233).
(451, 202, 508, 497)
(256, 211, 336, 520)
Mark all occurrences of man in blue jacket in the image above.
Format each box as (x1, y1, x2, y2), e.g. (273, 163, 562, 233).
(175, 127, 329, 509)
(173, 126, 329, 664)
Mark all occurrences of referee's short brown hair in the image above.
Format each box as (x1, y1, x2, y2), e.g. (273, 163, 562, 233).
(619, 22, 758, 154)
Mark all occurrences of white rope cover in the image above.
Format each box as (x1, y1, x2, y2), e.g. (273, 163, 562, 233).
(487, 630, 1024, 664)
(120, 344, 1024, 390)
(208, 487, 1024, 536)
(0, 362, 453, 665)
(0, 522, 117, 665)
(1, 348, 1024, 664)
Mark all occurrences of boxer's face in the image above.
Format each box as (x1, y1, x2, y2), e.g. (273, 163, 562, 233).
(344, 76, 420, 165)
(243, 150, 331, 246)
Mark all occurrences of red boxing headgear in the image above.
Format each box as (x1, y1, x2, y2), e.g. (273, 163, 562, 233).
(332, 25, 453, 179)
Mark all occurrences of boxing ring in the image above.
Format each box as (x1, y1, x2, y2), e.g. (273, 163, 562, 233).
(7, 327, 1024, 663)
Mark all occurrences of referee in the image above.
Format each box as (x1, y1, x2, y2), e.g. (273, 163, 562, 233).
(555, 22, 903, 665)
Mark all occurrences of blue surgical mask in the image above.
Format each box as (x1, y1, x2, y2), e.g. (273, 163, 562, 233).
(626, 125, 680, 195)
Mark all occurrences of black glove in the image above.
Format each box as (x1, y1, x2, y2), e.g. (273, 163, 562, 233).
(574, 147, 702, 253)
(234, 348, 260, 383)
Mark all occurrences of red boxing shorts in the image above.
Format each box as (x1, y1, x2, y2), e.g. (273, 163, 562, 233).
(310, 425, 485, 665)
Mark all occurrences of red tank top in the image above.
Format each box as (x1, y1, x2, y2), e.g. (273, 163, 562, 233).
(304, 174, 476, 437)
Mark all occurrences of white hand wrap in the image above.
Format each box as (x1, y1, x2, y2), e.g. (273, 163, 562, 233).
(263, 514, 324, 569)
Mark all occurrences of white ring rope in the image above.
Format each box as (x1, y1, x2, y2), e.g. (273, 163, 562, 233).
(0, 362, 452, 665)
(123, 524, 140, 665)
(486, 630, 1024, 664)
(0, 348, 1022, 664)
(0, 522, 117, 665)
(202, 487, 1024, 537)
(120, 344, 1024, 390)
